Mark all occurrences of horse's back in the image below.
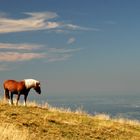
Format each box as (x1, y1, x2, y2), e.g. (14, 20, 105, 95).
(3, 80, 25, 92)
(4, 80, 16, 86)
(3, 80, 17, 90)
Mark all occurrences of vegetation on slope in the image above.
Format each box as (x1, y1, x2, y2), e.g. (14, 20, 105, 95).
(0, 101, 140, 140)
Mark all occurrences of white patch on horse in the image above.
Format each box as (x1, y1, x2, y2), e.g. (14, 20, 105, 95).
(24, 79, 38, 89)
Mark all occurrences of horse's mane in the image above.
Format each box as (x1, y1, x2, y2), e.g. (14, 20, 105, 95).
(24, 79, 39, 89)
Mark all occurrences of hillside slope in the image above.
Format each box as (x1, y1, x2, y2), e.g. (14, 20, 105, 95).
(0, 101, 140, 140)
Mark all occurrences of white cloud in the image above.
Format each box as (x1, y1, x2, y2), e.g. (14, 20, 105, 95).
(24, 12, 58, 20)
(0, 12, 60, 33)
(64, 24, 100, 31)
(0, 52, 46, 62)
(0, 42, 81, 64)
(0, 42, 82, 71)
(0, 11, 97, 34)
(0, 43, 43, 50)
(46, 22, 60, 29)
(67, 37, 76, 44)
(0, 49, 79, 63)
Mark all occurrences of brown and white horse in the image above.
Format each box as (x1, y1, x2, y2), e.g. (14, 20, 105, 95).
(3, 79, 41, 106)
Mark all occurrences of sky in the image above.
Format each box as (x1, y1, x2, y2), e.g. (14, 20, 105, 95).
(0, 0, 140, 97)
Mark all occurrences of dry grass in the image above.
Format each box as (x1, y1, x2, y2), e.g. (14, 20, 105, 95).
(0, 100, 140, 140)
(0, 123, 29, 140)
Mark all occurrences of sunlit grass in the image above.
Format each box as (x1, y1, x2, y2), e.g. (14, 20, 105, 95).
(0, 123, 29, 140)
(0, 99, 140, 140)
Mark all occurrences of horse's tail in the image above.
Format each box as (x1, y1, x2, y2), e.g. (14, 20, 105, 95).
(3, 81, 9, 101)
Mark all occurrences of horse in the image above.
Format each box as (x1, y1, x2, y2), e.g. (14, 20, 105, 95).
(3, 79, 41, 106)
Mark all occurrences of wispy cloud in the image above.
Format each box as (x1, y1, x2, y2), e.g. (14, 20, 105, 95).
(46, 48, 81, 62)
(48, 48, 81, 53)
(47, 54, 72, 62)
(0, 43, 43, 50)
(0, 11, 98, 34)
(0, 42, 82, 71)
(0, 43, 81, 64)
(67, 37, 76, 44)
(0, 43, 45, 62)
(0, 52, 46, 62)
(0, 12, 60, 33)
(64, 24, 100, 31)
(0, 11, 86, 71)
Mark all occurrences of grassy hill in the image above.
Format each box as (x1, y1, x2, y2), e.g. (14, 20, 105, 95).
(0, 101, 140, 140)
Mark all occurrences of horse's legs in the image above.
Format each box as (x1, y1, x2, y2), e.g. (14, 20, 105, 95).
(4, 89, 12, 105)
(7, 92, 13, 105)
(24, 94, 28, 106)
(4, 89, 9, 101)
(16, 93, 20, 106)
(10, 92, 14, 105)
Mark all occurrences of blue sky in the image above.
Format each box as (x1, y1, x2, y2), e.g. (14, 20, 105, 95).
(0, 0, 140, 96)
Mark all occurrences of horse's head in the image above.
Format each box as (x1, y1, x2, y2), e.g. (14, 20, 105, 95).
(34, 81, 41, 94)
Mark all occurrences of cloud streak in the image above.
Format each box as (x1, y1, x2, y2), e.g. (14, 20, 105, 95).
(67, 37, 76, 44)
(0, 52, 46, 62)
(0, 43, 43, 50)
(0, 11, 98, 34)
(0, 12, 60, 33)
(48, 48, 81, 53)
(47, 54, 72, 62)
(0, 43, 81, 63)
(64, 24, 100, 31)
